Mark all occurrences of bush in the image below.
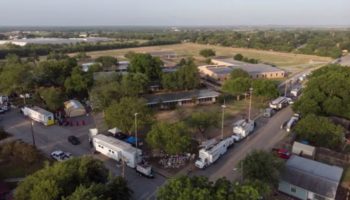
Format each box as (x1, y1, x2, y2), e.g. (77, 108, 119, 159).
(0, 127, 10, 140)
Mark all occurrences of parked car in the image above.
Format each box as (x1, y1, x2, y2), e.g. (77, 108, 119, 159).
(68, 136, 80, 145)
(272, 148, 291, 159)
(51, 150, 72, 161)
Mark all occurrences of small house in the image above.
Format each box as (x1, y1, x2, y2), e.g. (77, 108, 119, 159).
(279, 155, 343, 200)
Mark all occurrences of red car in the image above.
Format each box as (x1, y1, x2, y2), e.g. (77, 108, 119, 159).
(272, 148, 291, 159)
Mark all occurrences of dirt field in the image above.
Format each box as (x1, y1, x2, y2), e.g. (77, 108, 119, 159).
(76, 43, 332, 73)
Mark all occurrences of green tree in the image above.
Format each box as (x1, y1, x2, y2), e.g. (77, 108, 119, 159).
(157, 176, 261, 200)
(120, 73, 150, 95)
(95, 56, 118, 68)
(293, 114, 344, 149)
(104, 97, 152, 134)
(63, 184, 105, 200)
(39, 87, 64, 111)
(187, 111, 219, 137)
(251, 79, 279, 99)
(222, 78, 251, 100)
(239, 150, 283, 187)
(0, 140, 41, 164)
(146, 122, 191, 155)
(89, 81, 121, 111)
(293, 64, 350, 119)
(34, 58, 77, 87)
(128, 53, 163, 80)
(64, 67, 92, 97)
(231, 185, 260, 200)
(199, 49, 216, 58)
(233, 54, 244, 61)
(0, 63, 33, 95)
(157, 176, 213, 200)
(162, 59, 200, 90)
(105, 176, 133, 200)
(15, 157, 132, 200)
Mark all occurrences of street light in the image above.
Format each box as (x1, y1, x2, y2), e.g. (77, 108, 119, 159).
(221, 104, 226, 140)
(248, 88, 253, 121)
(134, 113, 139, 148)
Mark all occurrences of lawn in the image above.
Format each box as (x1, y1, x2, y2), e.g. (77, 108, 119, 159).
(76, 43, 332, 73)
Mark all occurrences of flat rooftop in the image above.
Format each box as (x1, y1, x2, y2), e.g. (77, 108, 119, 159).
(144, 89, 220, 105)
(212, 58, 284, 74)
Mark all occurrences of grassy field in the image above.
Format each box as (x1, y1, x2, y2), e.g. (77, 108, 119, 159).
(77, 43, 332, 72)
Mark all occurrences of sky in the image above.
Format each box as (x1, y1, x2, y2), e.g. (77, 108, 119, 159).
(1, 0, 349, 26)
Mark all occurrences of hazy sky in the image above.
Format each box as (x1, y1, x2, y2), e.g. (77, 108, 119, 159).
(1, 0, 349, 26)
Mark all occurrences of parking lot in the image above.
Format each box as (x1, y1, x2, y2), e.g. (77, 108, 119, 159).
(0, 109, 166, 200)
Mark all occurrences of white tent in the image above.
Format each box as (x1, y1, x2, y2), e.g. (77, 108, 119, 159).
(64, 100, 86, 117)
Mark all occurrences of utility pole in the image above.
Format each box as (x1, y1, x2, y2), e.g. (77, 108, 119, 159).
(30, 120, 36, 147)
(118, 155, 128, 179)
(134, 113, 139, 148)
(248, 88, 253, 121)
(284, 81, 288, 97)
(241, 160, 244, 183)
(221, 104, 226, 140)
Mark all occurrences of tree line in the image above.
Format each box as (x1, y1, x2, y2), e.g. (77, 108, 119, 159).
(293, 64, 349, 150)
(0, 39, 180, 59)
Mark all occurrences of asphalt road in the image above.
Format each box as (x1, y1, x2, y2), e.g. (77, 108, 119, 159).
(192, 106, 293, 181)
(0, 109, 166, 200)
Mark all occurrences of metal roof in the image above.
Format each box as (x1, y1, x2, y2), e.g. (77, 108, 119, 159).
(212, 58, 284, 74)
(281, 155, 343, 199)
(206, 66, 233, 75)
(144, 89, 220, 105)
(32, 106, 53, 116)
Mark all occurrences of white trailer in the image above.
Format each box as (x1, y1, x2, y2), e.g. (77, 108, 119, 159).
(195, 136, 235, 169)
(269, 96, 291, 110)
(232, 119, 255, 142)
(93, 134, 142, 168)
(21, 106, 54, 126)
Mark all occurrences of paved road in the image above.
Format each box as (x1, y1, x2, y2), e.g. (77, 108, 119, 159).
(0, 109, 166, 200)
(193, 106, 293, 181)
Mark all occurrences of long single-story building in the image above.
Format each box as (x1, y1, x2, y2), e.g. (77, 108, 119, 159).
(279, 155, 343, 200)
(199, 58, 285, 82)
(144, 89, 220, 108)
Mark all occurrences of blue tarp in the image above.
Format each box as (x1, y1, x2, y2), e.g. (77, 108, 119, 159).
(124, 136, 136, 145)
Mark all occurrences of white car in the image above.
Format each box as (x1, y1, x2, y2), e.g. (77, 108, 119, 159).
(50, 150, 72, 161)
